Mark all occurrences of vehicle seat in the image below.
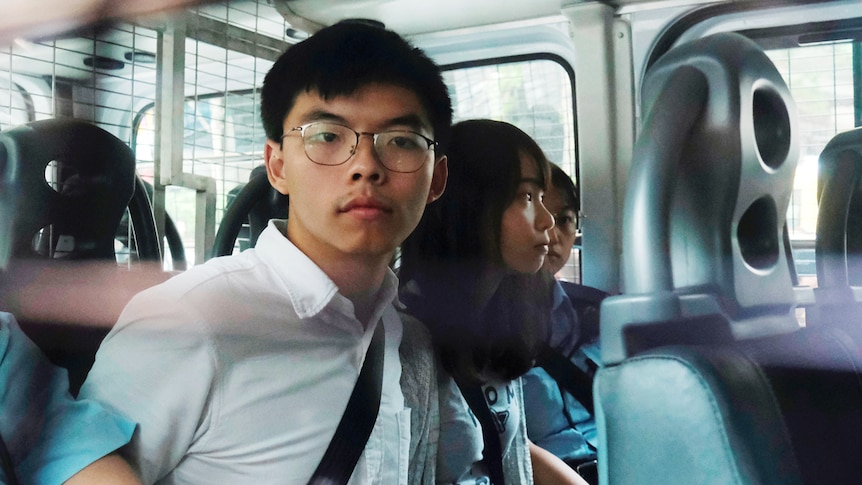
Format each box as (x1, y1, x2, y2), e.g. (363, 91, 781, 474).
(809, 128, 862, 327)
(0, 118, 166, 394)
(210, 164, 288, 259)
(117, 178, 187, 270)
(595, 32, 862, 485)
(0, 118, 160, 262)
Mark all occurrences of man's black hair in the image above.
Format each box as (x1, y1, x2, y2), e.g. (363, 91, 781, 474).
(261, 21, 452, 152)
(549, 163, 579, 214)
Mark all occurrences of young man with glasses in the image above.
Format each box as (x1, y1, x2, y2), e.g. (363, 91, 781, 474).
(80, 21, 449, 484)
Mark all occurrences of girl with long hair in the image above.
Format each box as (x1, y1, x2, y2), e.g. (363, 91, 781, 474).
(400, 119, 586, 484)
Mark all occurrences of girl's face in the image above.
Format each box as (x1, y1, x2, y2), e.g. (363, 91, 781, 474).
(542, 183, 579, 275)
(499, 153, 555, 273)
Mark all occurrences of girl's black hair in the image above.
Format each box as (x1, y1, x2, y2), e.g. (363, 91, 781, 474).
(399, 119, 554, 383)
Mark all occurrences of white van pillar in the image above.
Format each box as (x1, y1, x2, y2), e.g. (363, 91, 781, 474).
(155, 18, 217, 265)
(563, 3, 635, 294)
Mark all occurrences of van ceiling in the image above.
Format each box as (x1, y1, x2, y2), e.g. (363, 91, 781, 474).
(271, 0, 735, 36)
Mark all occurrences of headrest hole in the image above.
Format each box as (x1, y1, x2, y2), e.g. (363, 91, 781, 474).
(738, 196, 779, 270)
(44, 159, 98, 195)
(753, 87, 791, 170)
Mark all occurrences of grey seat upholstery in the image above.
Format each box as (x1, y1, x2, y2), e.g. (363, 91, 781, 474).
(595, 32, 862, 485)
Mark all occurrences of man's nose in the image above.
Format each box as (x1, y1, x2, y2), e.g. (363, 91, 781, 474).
(349, 134, 386, 182)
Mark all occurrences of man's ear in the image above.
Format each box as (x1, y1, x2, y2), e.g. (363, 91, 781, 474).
(427, 155, 448, 204)
(264, 139, 290, 195)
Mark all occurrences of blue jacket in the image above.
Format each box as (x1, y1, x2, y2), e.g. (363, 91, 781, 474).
(522, 281, 606, 466)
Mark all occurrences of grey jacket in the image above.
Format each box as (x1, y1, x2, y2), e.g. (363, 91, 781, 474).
(400, 313, 439, 484)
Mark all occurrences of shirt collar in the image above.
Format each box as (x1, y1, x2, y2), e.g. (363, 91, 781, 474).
(254, 219, 399, 322)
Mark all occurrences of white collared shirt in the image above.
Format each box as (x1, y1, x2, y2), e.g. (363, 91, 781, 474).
(80, 220, 410, 484)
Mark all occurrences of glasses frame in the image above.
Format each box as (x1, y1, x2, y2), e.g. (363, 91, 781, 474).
(281, 121, 438, 173)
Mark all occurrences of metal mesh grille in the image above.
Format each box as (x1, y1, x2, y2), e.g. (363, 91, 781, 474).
(132, 0, 292, 263)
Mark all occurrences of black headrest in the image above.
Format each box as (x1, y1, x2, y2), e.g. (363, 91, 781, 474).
(0, 119, 136, 262)
(209, 165, 288, 259)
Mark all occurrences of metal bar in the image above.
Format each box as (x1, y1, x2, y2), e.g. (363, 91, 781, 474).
(853, 40, 861, 128)
(187, 14, 290, 62)
(194, 177, 217, 264)
(563, 3, 627, 294)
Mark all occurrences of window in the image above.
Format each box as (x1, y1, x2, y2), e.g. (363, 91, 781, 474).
(0, 23, 159, 140)
(133, 0, 291, 264)
(135, 90, 267, 264)
(766, 42, 854, 237)
(444, 57, 577, 174)
(764, 41, 856, 284)
(0, 77, 32, 130)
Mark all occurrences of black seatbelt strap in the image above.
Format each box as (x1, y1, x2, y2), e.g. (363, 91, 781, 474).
(537, 342, 595, 415)
(308, 321, 385, 485)
(454, 377, 505, 485)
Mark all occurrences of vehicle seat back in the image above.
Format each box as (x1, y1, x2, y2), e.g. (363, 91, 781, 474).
(810, 128, 862, 326)
(210, 164, 288, 258)
(0, 119, 139, 261)
(595, 32, 862, 485)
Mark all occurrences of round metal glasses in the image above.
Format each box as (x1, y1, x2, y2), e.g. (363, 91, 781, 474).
(281, 121, 437, 173)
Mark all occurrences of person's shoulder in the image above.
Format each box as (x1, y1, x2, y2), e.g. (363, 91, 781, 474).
(0, 311, 14, 344)
(125, 250, 268, 312)
(558, 281, 610, 347)
(559, 281, 609, 305)
(397, 310, 433, 359)
(0, 311, 42, 365)
(397, 309, 438, 426)
(162, 251, 263, 292)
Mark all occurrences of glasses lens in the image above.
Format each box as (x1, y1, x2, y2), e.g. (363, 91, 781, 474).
(302, 123, 354, 165)
(554, 211, 578, 235)
(375, 131, 433, 173)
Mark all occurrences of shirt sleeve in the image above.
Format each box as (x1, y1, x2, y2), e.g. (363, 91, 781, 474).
(522, 367, 596, 464)
(522, 367, 569, 443)
(77, 290, 219, 485)
(0, 312, 135, 485)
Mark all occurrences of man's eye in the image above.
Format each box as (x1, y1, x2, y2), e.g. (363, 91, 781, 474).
(389, 134, 422, 150)
(309, 131, 340, 143)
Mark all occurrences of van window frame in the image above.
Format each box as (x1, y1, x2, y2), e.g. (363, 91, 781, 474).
(441, 52, 579, 190)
